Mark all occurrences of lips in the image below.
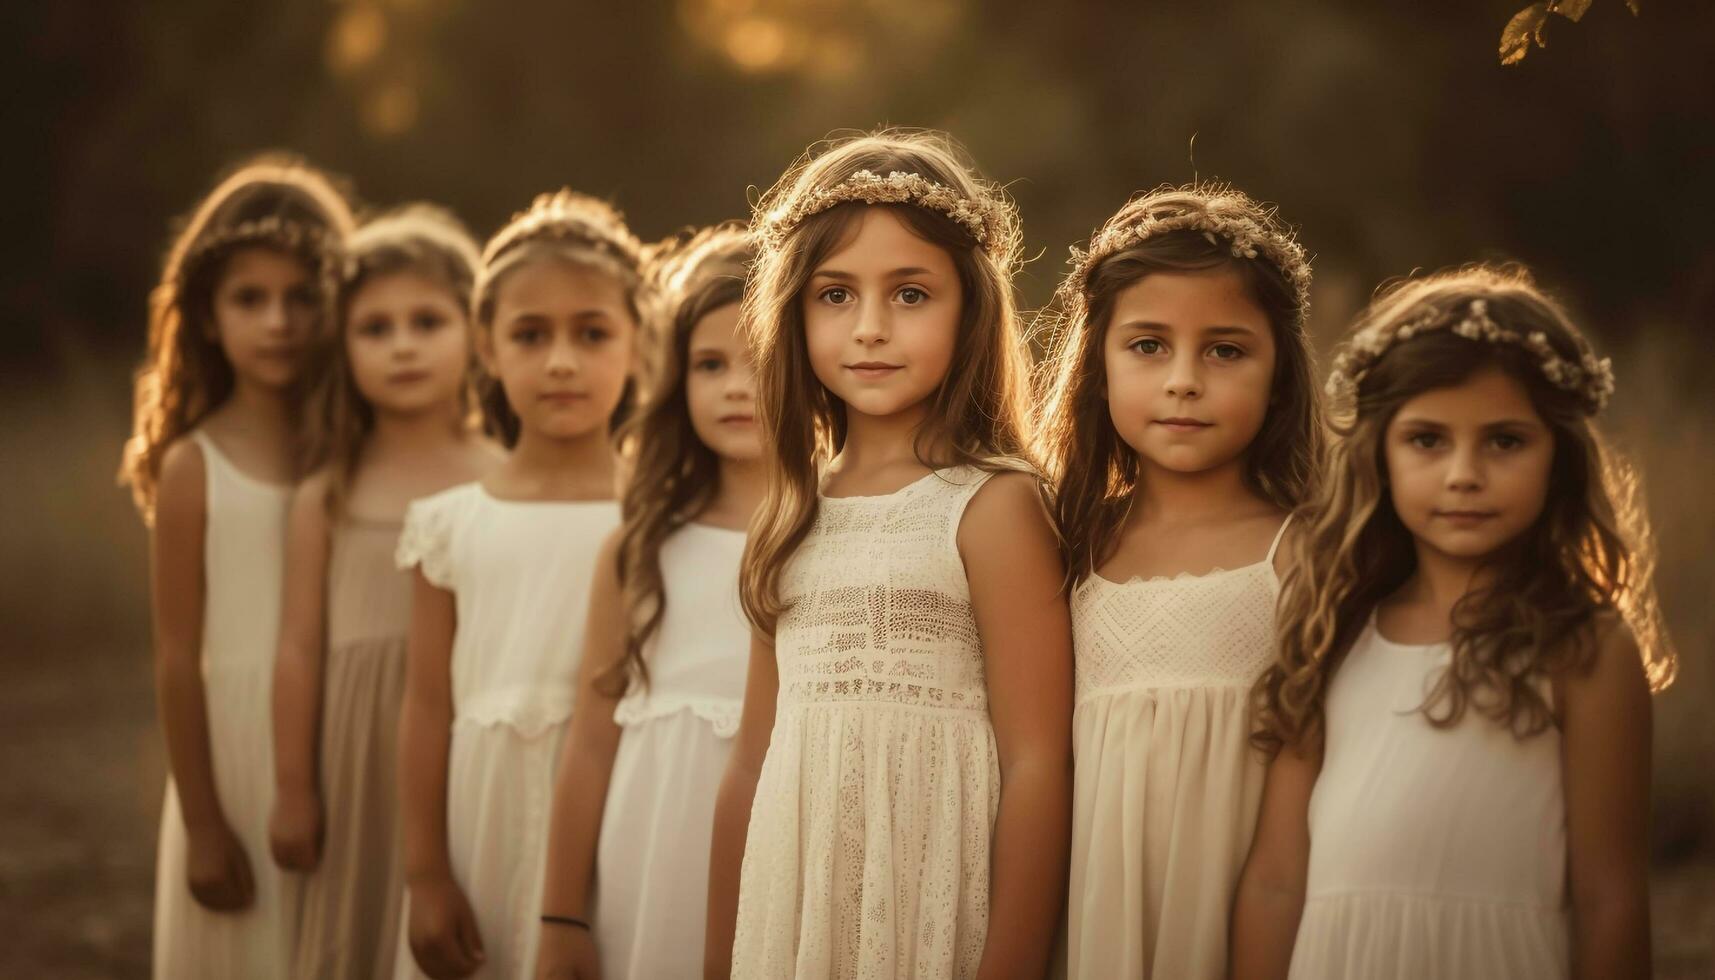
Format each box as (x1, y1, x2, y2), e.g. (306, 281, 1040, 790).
(845, 362, 902, 380)
(539, 391, 588, 405)
(718, 413, 755, 425)
(1433, 510, 1498, 525)
(388, 369, 431, 384)
(1153, 417, 1212, 431)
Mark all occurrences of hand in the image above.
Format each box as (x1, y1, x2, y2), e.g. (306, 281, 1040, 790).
(269, 788, 324, 871)
(407, 874, 487, 979)
(184, 819, 256, 911)
(536, 920, 601, 980)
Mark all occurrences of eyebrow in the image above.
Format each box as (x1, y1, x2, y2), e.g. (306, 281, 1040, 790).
(1110, 321, 1260, 337)
(1392, 415, 1544, 430)
(811, 266, 938, 282)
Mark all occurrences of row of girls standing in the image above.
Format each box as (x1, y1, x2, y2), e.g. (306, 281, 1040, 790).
(121, 127, 1675, 980)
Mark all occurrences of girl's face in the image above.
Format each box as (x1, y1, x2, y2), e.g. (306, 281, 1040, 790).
(209, 246, 318, 390)
(685, 302, 761, 464)
(802, 207, 962, 423)
(1102, 268, 1276, 477)
(1384, 365, 1554, 562)
(344, 270, 470, 418)
(481, 257, 634, 442)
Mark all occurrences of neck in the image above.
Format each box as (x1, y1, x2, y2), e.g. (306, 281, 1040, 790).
(225, 377, 293, 436)
(1399, 543, 1491, 623)
(837, 400, 938, 472)
(714, 455, 767, 518)
(368, 402, 464, 456)
(1132, 453, 1262, 524)
(511, 425, 615, 486)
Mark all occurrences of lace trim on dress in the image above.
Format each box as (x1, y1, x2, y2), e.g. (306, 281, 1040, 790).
(394, 495, 455, 588)
(612, 694, 744, 738)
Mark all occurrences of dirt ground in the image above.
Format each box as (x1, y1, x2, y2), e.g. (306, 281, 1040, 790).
(0, 642, 1710, 978)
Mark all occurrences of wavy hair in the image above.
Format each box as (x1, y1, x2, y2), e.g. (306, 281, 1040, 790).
(1254, 264, 1676, 753)
(1032, 182, 1324, 583)
(737, 129, 1035, 635)
(119, 153, 355, 521)
(302, 204, 483, 517)
(595, 223, 753, 696)
(471, 189, 646, 446)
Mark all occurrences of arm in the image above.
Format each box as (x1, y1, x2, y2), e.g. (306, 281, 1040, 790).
(270, 474, 332, 871)
(960, 473, 1074, 980)
(1230, 742, 1321, 980)
(152, 438, 254, 910)
(537, 532, 629, 980)
(703, 629, 778, 980)
(1561, 620, 1652, 980)
(398, 568, 485, 978)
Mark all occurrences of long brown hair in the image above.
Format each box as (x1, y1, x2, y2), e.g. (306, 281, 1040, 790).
(1033, 183, 1325, 583)
(303, 204, 482, 517)
(470, 189, 646, 447)
(595, 223, 752, 697)
(1255, 264, 1676, 753)
(119, 154, 355, 521)
(737, 129, 1035, 635)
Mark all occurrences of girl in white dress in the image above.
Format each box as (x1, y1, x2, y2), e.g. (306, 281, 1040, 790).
(1033, 183, 1324, 979)
(1233, 264, 1676, 980)
(270, 205, 498, 980)
(705, 130, 1074, 980)
(535, 224, 761, 980)
(393, 191, 642, 980)
(120, 156, 355, 979)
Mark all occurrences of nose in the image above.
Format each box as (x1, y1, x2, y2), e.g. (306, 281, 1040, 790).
(263, 294, 292, 335)
(726, 358, 756, 401)
(850, 296, 890, 347)
(1163, 349, 1202, 399)
(546, 332, 579, 376)
(1445, 442, 1485, 492)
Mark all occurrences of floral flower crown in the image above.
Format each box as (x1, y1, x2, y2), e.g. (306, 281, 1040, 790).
(1325, 297, 1616, 414)
(1064, 186, 1313, 330)
(177, 214, 334, 287)
(758, 169, 1012, 259)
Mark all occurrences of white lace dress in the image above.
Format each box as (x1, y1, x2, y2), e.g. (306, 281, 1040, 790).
(1063, 517, 1289, 980)
(596, 523, 750, 980)
(153, 430, 300, 979)
(1289, 613, 1568, 979)
(732, 466, 1003, 979)
(392, 483, 618, 980)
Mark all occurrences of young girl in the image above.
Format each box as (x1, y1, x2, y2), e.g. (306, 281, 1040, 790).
(391, 190, 642, 980)
(704, 130, 1074, 980)
(1232, 264, 1675, 980)
(534, 224, 761, 980)
(1033, 184, 1322, 979)
(269, 205, 499, 980)
(119, 155, 355, 978)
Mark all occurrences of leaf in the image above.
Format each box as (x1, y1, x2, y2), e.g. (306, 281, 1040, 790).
(1500, 2, 1550, 65)
(1553, 0, 1592, 22)
(1625, 0, 1641, 15)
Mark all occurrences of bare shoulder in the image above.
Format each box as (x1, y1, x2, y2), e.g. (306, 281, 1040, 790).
(1555, 611, 1650, 723)
(289, 467, 335, 528)
(155, 436, 207, 512)
(959, 469, 1056, 557)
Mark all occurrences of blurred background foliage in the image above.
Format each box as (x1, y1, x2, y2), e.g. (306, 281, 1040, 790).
(2, 0, 1711, 974)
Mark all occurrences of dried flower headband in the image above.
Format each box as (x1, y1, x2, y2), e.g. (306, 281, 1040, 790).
(1325, 297, 1615, 414)
(759, 169, 1008, 257)
(1065, 203, 1313, 329)
(177, 215, 332, 287)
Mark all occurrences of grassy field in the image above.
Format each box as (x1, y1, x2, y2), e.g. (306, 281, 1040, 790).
(1, 330, 1709, 976)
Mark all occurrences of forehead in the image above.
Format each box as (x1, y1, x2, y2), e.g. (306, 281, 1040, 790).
(813, 207, 956, 276)
(495, 256, 629, 310)
(349, 268, 460, 307)
(1391, 365, 1542, 424)
(1107, 267, 1267, 330)
(689, 301, 742, 348)
(222, 245, 309, 282)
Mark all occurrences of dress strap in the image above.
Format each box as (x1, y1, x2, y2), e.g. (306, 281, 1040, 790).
(1264, 512, 1294, 565)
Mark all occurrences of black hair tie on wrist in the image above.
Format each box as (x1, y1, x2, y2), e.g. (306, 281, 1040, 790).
(541, 914, 591, 931)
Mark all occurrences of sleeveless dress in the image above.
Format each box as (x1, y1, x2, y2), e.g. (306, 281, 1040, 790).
(291, 517, 411, 980)
(1289, 613, 1569, 979)
(732, 465, 1004, 980)
(1064, 517, 1289, 979)
(153, 429, 300, 979)
(596, 523, 750, 979)
(392, 483, 619, 980)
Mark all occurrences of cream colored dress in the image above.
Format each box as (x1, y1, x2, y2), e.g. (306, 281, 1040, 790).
(290, 517, 411, 980)
(596, 523, 750, 980)
(1064, 517, 1289, 980)
(153, 430, 301, 979)
(732, 466, 1003, 980)
(1288, 613, 1569, 979)
(392, 483, 619, 980)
